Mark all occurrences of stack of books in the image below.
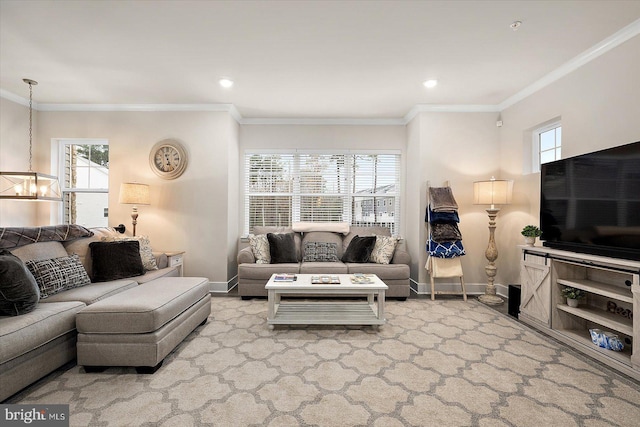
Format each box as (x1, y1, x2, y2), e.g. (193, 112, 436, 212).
(311, 275, 340, 284)
(273, 274, 297, 282)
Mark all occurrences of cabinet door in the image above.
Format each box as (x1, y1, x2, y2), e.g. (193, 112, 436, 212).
(520, 260, 551, 326)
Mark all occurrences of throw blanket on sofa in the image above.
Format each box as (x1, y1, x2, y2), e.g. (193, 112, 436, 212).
(0, 225, 94, 249)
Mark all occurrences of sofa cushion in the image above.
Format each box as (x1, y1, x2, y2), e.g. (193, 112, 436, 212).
(10, 241, 69, 262)
(371, 235, 399, 265)
(248, 234, 270, 264)
(267, 233, 298, 263)
(345, 262, 410, 280)
(76, 277, 209, 334)
(0, 301, 85, 365)
(343, 226, 391, 251)
(106, 235, 158, 271)
(63, 227, 119, 279)
(90, 240, 145, 282)
(25, 254, 91, 299)
(42, 279, 138, 305)
(341, 235, 376, 263)
(238, 263, 300, 281)
(0, 249, 40, 316)
(302, 242, 340, 262)
(300, 261, 348, 275)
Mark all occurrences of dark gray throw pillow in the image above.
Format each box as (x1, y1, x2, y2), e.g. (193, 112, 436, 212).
(89, 240, 145, 282)
(267, 233, 298, 263)
(0, 249, 40, 316)
(342, 235, 377, 263)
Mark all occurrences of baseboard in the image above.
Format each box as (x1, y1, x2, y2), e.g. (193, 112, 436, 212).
(410, 279, 509, 298)
(209, 275, 238, 293)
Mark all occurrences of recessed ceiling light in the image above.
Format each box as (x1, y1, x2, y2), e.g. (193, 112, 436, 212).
(423, 79, 438, 88)
(510, 21, 522, 31)
(219, 78, 234, 88)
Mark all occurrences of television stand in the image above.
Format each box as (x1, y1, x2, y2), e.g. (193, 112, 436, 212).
(519, 245, 639, 381)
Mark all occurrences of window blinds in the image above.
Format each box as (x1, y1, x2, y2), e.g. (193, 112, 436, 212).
(244, 151, 401, 235)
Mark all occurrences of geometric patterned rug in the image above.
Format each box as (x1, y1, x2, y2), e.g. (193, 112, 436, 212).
(9, 298, 640, 426)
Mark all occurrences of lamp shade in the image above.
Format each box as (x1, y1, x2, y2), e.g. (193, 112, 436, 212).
(473, 178, 513, 207)
(118, 183, 150, 205)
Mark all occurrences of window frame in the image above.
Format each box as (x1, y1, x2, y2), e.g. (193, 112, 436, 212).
(533, 121, 562, 172)
(243, 149, 402, 236)
(56, 138, 110, 226)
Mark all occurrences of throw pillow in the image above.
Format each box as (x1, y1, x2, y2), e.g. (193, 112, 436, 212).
(267, 233, 298, 263)
(370, 235, 399, 264)
(25, 254, 91, 299)
(303, 242, 339, 262)
(341, 235, 376, 263)
(0, 249, 40, 316)
(89, 241, 145, 282)
(107, 235, 158, 271)
(248, 234, 270, 264)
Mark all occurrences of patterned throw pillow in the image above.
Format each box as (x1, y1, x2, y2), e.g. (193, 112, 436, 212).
(303, 242, 339, 262)
(371, 235, 399, 264)
(25, 254, 91, 299)
(106, 235, 158, 271)
(248, 234, 270, 264)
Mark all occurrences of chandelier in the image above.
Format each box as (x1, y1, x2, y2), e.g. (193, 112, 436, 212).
(0, 79, 62, 201)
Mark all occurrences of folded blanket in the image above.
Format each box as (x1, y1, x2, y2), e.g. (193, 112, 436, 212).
(292, 222, 350, 234)
(427, 239, 465, 258)
(0, 225, 93, 249)
(425, 256, 464, 277)
(431, 223, 462, 243)
(425, 206, 460, 223)
(429, 187, 458, 212)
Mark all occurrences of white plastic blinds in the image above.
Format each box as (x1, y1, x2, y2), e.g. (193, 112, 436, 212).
(244, 151, 401, 235)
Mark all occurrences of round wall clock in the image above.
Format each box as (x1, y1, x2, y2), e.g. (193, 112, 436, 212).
(149, 139, 188, 179)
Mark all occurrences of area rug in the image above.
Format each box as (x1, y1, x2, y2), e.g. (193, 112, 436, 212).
(9, 298, 640, 426)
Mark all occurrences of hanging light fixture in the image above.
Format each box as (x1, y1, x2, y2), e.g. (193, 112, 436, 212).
(0, 79, 62, 201)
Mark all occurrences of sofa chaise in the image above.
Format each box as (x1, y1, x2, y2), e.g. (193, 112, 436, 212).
(0, 226, 209, 402)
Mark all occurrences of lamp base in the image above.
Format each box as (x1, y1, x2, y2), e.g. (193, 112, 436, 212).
(478, 294, 504, 305)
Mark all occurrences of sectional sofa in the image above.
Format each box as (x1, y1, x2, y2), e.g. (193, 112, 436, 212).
(237, 225, 411, 299)
(0, 226, 199, 402)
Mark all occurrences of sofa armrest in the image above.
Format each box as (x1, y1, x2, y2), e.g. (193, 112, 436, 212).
(153, 251, 169, 269)
(391, 240, 411, 265)
(237, 246, 256, 264)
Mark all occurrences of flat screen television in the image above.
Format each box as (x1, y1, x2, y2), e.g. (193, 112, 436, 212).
(540, 141, 640, 261)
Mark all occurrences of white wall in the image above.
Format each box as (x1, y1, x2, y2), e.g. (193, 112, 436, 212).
(406, 112, 503, 287)
(498, 34, 640, 286)
(0, 108, 240, 284)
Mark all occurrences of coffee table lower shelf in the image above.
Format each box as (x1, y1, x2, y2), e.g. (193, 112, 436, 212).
(268, 302, 385, 327)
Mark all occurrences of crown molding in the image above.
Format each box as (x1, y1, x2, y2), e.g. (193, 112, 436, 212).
(499, 17, 640, 111)
(0, 88, 30, 107)
(403, 104, 500, 124)
(239, 117, 406, 126)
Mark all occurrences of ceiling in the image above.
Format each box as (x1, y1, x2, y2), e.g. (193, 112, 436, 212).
(1, 0, 640, 120)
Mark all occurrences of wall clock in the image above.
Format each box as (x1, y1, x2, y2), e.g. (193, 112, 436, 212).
(149, 139, 188, 179)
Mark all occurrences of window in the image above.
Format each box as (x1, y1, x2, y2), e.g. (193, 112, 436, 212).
(244, 151, 401, 235)
(537, 123, 562, 166)
(59, 140, 109, 227)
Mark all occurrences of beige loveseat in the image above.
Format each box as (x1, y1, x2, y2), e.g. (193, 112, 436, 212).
(237, 226, 411, 299)
(0, 227, 181, 402)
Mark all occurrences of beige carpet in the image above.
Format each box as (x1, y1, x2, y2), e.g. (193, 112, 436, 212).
(10, 297, 640, 426)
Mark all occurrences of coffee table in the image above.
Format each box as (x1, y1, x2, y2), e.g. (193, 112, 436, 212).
(265, 274, 388, 329)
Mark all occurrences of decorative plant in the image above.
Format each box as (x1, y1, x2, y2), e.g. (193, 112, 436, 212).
(561, 287, 585, 300)
(521, 225, 542, 237)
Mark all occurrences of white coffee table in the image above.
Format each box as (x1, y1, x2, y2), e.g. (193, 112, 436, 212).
(265, 274, 388, 329)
